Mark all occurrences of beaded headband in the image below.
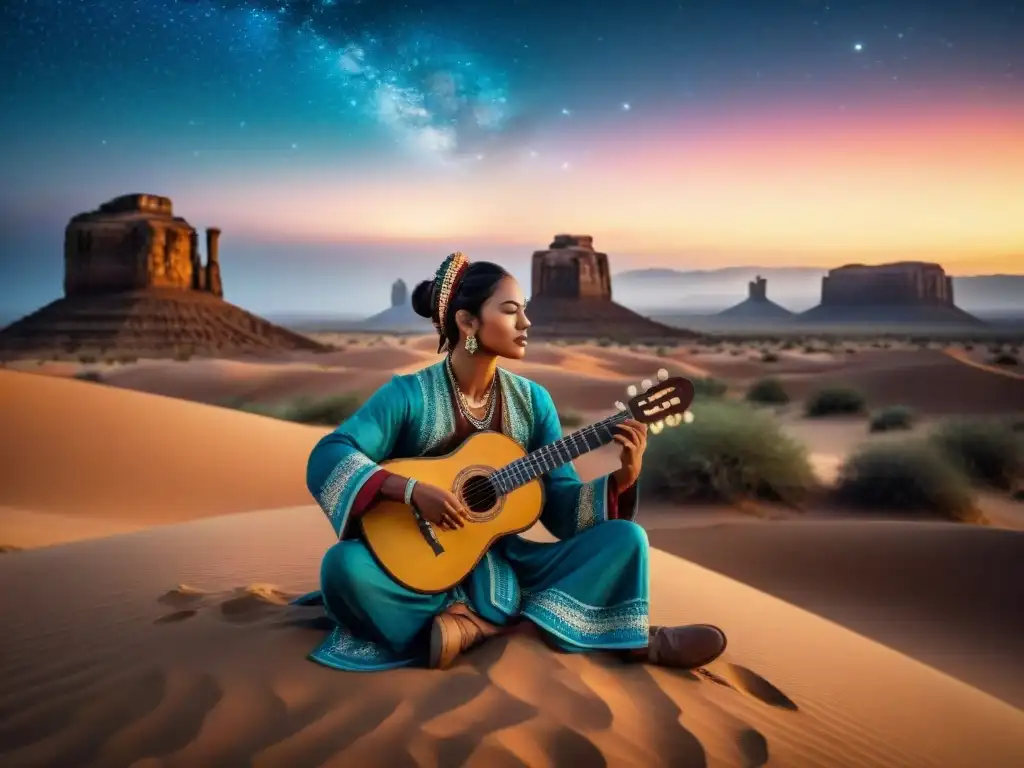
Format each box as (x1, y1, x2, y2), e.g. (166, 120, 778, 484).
(431, 251, 470, 347)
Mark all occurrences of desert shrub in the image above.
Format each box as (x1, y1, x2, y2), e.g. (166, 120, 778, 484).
(834, 441, 979, 522)
(805, 387, 865, 417)
(285, 394, 364, 426)
(558, 409, 585, 428)
(869, 405, 916, 433)
(929, 420, 1023, 490)
(990, 353, 1018, 366)
(641, 400, 817, 505)
(692, 376, 728, 398)
(78, 354, 97, 364)
(74, 370, 104, 383)
(656, 346, 669, 357)
(745, 377, 789, 405)
(232, 393, 364, 427)
(760, 351, 779, 363)
(596, 337, 613, 347)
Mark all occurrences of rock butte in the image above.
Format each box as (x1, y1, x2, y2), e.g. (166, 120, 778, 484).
(361, 278, 433, 333)
(0, 194, 329, 361)
(525, 234, 695, 341)
(717, 275, 796, 322)
(798, 261, 982, 325)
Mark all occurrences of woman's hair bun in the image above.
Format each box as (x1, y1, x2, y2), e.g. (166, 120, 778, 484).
(410, 279, 435, 319)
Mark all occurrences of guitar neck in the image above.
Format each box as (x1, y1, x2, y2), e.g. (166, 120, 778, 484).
(491, 410, 631, 494)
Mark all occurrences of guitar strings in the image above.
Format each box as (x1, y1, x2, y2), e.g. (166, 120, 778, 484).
(455, 415, 626, 510)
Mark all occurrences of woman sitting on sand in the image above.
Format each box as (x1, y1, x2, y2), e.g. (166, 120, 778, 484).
(296, 252, 728, 671)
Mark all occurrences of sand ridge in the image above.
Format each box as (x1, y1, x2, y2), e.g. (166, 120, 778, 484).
(3, 337, 1024, 766)
(2, 507, 1023, 767)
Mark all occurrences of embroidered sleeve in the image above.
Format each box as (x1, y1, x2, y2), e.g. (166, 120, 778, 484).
(306, 377, 409, 538)
(529, 382, 636, 539)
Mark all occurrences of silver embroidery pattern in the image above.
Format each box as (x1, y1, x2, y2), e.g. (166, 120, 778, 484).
(415, 363, 455, 455)
(311, 626, 413, 671)
(497, 368, 533, 448)
(319, 452, 378, 531)
(522, 588, 649, 648)
(576, 480, 598, 533)
(485, 550, 521, 615)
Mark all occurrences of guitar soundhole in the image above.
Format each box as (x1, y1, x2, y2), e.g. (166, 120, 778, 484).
(453, 466, 503, 523)
(462, 475, 498, 515)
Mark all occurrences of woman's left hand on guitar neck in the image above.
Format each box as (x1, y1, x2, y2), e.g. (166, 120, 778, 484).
(611, 419, 648, 492)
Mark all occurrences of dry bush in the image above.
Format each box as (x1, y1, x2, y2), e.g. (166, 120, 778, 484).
(869, 405, 916, 433)
(929, 419, 1023, 490)
(834, 441, 981, 523)
(990, 353, 1018, 366)
(641, 400, 816, 505)
(746, 377, 790, 405)
(805, 387, 865, 417)
(692, 376, 728, 398)
(229, 393, 365, 427)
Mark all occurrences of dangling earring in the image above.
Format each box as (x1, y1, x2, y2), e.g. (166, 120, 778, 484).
(465, 334, 479, 355)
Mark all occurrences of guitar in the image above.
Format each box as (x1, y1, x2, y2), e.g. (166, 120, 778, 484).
(360, 371, 696, 594)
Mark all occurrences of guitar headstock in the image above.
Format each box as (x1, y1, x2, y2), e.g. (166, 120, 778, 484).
(615, 368, 695, 434)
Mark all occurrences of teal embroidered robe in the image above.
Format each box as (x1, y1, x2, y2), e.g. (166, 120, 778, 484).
(300, 360, 650, 671)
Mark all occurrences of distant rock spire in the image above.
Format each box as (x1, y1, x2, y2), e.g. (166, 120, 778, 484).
(391, 279, 408, 308)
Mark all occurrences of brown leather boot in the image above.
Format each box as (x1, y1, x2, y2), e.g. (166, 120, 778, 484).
(428, 603, 502, 670)
(626, 624, 728, 669)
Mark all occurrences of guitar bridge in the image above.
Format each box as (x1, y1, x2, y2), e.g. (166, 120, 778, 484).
(412, 505, 445, 556)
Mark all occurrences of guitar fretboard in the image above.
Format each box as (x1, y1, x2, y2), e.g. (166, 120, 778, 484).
(490, 410, 631, 494)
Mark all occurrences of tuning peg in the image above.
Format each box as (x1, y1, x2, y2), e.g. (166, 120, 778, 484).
(657, 368, 669, 381)
(650, 421, 665, 435)
(683, 410, 694, 423)
(615, 401, 627, 411)
(641, 378, 652, 391)
(626, 384, 638, 397)
(665, 413, 682, 427)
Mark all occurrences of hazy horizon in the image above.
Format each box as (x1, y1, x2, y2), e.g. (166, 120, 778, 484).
(3, 221, 1023, 320)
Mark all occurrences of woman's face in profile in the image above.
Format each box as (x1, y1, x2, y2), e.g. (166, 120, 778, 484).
(477, 277, 531, 360)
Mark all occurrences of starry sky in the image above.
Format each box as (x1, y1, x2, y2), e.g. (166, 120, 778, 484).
(1, 0, 1022, 317)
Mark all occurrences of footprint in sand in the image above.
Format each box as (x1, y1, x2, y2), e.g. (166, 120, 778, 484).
(154, 584, 296, 625)
(737, 727, 770, 767)
(696, 664, 799, 711)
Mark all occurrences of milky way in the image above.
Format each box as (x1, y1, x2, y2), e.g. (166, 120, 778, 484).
(207, 1, 523, 163)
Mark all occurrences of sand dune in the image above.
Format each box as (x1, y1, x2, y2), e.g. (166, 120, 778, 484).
(95, 359, 396, 405)
(771, 350, 1023, 414)
(649, 520, 1024, 709)
(2, 508, 1023, 767)
(0, 369, 322, 527)
(4, 340, 1024, 766)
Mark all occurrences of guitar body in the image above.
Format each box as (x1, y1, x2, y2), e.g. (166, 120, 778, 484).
(360, 431, 544, 595)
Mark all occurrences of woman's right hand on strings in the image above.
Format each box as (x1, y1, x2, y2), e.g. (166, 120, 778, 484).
(411, 483, 470, 530)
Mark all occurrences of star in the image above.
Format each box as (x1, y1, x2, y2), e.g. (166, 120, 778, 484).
(621, 102, 631, 111)
(561, 107, 571, 115)
(853, 42, 864, 52)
